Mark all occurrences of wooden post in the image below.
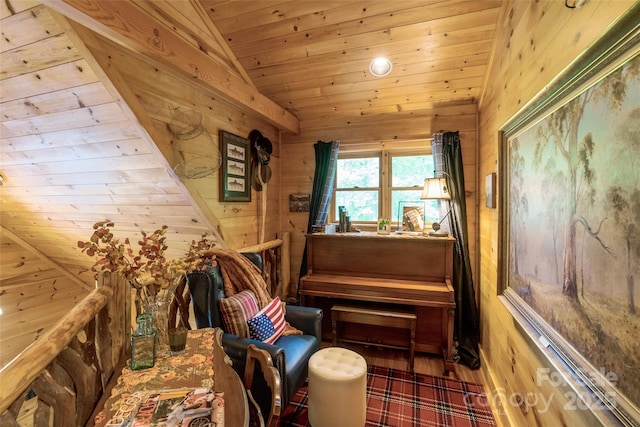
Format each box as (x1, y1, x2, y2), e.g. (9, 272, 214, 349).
(277, 231, 291, 299)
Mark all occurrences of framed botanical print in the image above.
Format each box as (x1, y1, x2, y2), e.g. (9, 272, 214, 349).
(220, 130, 250, 202)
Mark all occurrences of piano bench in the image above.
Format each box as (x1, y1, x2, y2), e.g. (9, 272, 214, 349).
(331, 304, 417, 372)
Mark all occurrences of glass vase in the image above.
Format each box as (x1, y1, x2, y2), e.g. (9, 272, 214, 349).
(144, 299, 169, 355)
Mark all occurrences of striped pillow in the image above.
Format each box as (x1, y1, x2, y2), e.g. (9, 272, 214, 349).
(219, 290, 259, 338)
(247, 297, 286, 344)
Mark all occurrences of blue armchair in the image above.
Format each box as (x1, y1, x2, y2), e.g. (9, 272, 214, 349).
(185, 253, 323, 409)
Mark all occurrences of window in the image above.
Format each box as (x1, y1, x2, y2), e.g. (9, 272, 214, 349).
(332, 150, 440, 228)
(334, 155, 380, 222)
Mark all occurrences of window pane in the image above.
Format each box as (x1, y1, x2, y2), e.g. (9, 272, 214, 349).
(391, 155, 433, 187)
(391, 190, 440, 222)
(336, 157, 379, 188)
(425, 200, 441, 222)
(335, 191, 378, 221)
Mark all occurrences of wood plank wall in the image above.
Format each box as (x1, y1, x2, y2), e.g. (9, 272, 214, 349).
(477, 1, 636, 425)
(0, 231, 89, 366)
(0, 1, 220, 275)
(73, 27, 283, 252)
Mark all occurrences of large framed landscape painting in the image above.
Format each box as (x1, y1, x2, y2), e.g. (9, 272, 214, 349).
(499, 10, 639, 426)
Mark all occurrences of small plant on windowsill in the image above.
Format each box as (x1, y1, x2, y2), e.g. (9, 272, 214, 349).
(377, 218, 391, 235)
(77, 221, 216, 310)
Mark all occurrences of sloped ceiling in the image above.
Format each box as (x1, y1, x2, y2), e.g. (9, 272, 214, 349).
(1, 0, 503, 279)
(1, 2, 230, 288)
(46, 0, 502, 141)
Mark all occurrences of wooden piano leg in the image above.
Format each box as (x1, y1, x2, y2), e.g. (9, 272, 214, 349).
(409, 317, 416, 373)
(443, 307, 456, 374)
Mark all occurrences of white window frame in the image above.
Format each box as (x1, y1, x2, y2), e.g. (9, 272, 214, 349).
(331, 147, 434, 231)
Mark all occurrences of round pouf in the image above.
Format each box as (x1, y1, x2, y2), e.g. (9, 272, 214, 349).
(307, 347, 367, 427)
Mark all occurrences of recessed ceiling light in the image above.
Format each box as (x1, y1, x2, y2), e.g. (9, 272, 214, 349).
(369, 57, 392, 77)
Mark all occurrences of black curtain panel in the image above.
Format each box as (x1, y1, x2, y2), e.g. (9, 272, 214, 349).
(297, 140, 340, 300)
(442, 131, 481, 369)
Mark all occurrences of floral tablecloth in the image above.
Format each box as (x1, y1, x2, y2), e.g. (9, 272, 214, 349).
(94, 328, 216, 426)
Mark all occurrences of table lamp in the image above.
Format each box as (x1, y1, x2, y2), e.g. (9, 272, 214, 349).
(421, 176, 451, 237)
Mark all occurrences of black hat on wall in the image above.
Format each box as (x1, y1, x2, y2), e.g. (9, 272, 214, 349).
(249, 129, 273, 191)
(249, 129, 272, 166)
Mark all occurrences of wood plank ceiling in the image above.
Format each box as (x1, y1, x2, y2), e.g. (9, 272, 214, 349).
(50, 0, 502, 142)
(204, 0, 500, 121)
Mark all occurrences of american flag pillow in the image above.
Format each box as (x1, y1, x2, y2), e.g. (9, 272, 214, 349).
(247, 313, 275, 342)
(247, 297, 286, 344)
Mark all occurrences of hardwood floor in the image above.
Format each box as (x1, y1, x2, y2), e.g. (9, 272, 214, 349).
(320, 340, 485, 384)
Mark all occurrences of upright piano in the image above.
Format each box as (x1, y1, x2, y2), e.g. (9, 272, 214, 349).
(299, 231, 456, 372)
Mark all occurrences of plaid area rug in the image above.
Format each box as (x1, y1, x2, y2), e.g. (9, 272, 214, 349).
(280, 365, 496, 427)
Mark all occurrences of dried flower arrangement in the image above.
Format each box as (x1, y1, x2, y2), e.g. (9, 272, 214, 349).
(78, 221, 216, 305)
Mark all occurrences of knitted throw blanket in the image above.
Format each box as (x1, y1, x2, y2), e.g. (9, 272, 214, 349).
(203, 247, 301, 336)
(203, 247, 272, 308)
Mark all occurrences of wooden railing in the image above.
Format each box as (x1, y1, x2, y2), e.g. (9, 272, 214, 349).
(0, 274, 130, 427)
(0, 235, 290, 426)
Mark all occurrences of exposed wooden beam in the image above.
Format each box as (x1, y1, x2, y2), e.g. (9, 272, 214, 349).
(44, 0, 300, 134)
(188, 0, 257, 90)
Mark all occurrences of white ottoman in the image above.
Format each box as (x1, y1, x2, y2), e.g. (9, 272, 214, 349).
(307, 347, 367, 427)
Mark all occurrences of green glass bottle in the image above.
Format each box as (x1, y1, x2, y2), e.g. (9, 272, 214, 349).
(130, 313, 156, 370)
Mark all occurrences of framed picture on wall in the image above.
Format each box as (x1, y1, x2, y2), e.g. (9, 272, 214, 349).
(499, 9, 639, 425)
(289, 194, 310, 212)
(220, 130, 251, 202)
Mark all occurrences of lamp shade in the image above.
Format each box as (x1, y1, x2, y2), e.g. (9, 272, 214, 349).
(421, 177, 451, 200)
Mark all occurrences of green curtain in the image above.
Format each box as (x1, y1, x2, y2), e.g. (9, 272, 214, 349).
(297, 140, 340, 300)
(442, 131, 481, 369)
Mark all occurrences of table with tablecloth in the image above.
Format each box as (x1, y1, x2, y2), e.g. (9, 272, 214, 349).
(93, 327, 247, 427)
